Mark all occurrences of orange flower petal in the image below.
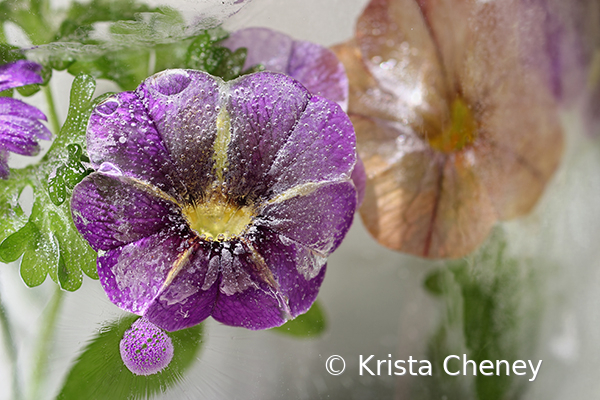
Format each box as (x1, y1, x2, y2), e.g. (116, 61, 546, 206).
(472, 73, 563, 219)
(354, 114, 497, 258)
(355, 0, 450, 138)
(334, 0, 564, 258)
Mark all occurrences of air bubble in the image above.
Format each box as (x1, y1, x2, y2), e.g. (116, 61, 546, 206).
(96, 99, 120, 116)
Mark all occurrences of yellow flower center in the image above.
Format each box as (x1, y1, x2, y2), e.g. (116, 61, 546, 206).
(182, 194, 253, 241)
(428, 97, 477, 153)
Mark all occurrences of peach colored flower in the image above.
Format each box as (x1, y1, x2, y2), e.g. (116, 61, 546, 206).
(333, 0, 563, 258)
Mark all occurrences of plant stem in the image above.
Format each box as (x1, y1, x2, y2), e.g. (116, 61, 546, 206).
(42, 85, 61, 136)
(0, 23, 7, 44)
(28, 286, 64, 400)
(0, 288, 22, 400)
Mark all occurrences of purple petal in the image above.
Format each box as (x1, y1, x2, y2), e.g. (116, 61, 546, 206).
(71, 173, 188, 252)
(256, 181, 357, 259)
(0, 127, 39, 156)
(0, 115, 51, 141)
(0, 97, 47, 122)
(288, 40, 349, 110)
(120, 317, 174, 376)
(136, 70, 222, 197)
(223, 72, 310, 202)
(266, 96, 356, 197)
(254, 227, 327, 318)
(143, 242, 218, 332)
(222, 28, 349, 109)
(87, 92, 186, 199)
(351, 156, 366, 207)
(211, 241, 292, 329)
(98, 231, 194, 315)
(222, 27, 294, 73)
(0, 60, 43, 92)
(0, 149, 9, 179)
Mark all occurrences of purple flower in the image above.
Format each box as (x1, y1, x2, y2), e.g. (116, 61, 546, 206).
(222, 27, 349, 111)
(71, 69, 358, 331)
(120, 317, 174, 376)
(222, 27, 366, 205)
(0, 60, 51, 178)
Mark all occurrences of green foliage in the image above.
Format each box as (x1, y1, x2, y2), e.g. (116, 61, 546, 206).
(0, 74, 99, 290)
(272, 300, 327, 338)
(422, 229, 542, 400)
(57, 315, 204, 400)
(185, 30, 264, 81)
(60, 11, 257, 89)
(3, 0, 260, 90)
(0, 174, 28, 247)
(56, 0, 157, 41)
(48, 144, 93, 206)
(0, 44, 25, 65)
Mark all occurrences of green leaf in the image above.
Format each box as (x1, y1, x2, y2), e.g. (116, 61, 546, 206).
(48, 144, 93, 206)
(0, 43, 25, 64)
(57, 315, 204, 400)
(0, 74, 99, 289)
(47, 174, 67, 206)
(0, 221, 37, 263)
(62, 8, 190, 90)
(271, 301, 327, 338)
(56, 0, 157, 41)
(0, 174, 28, 252)
(19, 220, 59, 287)
(109, 7, 185, 43)
(67, 50, 151, 91)
(184, 30, 257, 81)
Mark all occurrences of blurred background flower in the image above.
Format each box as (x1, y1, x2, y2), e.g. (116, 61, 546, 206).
(333, 0, 564, 258)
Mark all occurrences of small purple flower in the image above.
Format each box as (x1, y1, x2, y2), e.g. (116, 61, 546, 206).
(71, 69, 358, 331)
(0, 60, 51, 178)
(222, 27, 366, 204)
(222, 27, 349, 111)
(120, 317, 174, 376)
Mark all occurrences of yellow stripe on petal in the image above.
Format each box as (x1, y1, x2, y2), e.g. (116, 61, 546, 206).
(161, 243, 196, 290)
(213, 106, 232, 181)
(267, 181, 331, 205)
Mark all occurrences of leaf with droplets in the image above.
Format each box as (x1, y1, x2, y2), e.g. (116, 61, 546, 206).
(0, 74, 99, 290)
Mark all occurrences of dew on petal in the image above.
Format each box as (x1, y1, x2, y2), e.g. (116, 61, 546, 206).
(96, 99, 120, 116)
(97, 162, 123, 176)
(151, 70, 192, 96)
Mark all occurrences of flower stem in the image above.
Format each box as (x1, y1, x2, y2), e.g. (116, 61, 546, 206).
(0, 24, 7, 44)
(42, 85, 61, 136)
(0, 289, 22, 400)
(28, 286, 64, 400)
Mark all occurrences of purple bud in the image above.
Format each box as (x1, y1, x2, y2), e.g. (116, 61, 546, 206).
(119, 317, 174, 376)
